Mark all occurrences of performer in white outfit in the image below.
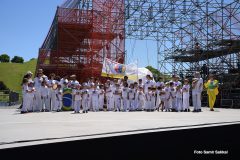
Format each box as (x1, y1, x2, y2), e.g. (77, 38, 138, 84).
(113, 83, 122, 112)
(73, 84, 82, 113)
(175, 85, 183, 112)
(34, 72, 44, 111)
(40, 81, 50, 111)
(121, 82, 129, 112)
(82, 84, 89, 113)
(137, 86, 145, 111)
(91, 85, 99, 112)
(192, 72, 203, 112)
(26, 81, 35, 112)
(105, 81, 114, 111)
(182, 79, 190, 112)
(98, 84, 105, 111)
(128, 84, 135, 111)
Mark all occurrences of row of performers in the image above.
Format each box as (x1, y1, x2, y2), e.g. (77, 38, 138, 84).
(20, 75, 204, 114)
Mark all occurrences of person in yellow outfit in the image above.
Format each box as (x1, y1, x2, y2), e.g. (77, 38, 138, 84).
(204, 74, 219, 111)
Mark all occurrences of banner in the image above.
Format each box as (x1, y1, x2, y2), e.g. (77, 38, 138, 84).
(101, 58, 126, 78)
(101, 58, 154, 82)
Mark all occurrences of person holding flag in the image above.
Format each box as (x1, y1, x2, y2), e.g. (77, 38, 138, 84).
(204, 74, 219, 111)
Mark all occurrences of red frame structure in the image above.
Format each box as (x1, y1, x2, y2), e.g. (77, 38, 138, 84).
(36, 0, 125, 82)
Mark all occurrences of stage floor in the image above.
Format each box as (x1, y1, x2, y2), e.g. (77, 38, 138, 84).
(0, 106, 240, 149)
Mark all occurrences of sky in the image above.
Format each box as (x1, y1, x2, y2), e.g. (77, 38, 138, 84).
(0, 0, 158, 68)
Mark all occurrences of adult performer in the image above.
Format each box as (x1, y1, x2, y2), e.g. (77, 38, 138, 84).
(204, 74, 219, 111)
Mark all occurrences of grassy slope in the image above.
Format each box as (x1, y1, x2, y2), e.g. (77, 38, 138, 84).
(0, 59, 37, 93)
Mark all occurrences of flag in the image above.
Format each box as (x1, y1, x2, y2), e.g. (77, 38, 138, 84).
(101, 58, 138, 80)
(101, 58, 127, 78)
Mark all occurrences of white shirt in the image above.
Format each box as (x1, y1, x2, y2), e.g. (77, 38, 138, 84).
(176, 89, 182, 98)
(192, 78, 203, 92)
(73, 89, 82, 101)
(22, 84, 28, 95)
(128, 88, 135, 99)
(156, 81, 164, 87)
(182, 84, 190, 97)
(137, 91, 145, 101)
(105, 87, 113, 97)
(34, 77, 43, 88)
(40, 86, 49, 97)
(122, 87, 129, 99)
(144, 79, 154, 93)
(82, 89, 89, 99)
(91, 89, 99, 99)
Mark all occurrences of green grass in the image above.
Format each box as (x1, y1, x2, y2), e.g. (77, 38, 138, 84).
(0, 59, 37, 93)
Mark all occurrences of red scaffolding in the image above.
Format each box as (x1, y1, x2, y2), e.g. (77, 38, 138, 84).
(36, 0, 125, 82)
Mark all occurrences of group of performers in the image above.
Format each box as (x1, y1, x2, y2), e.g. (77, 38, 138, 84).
(20, 69, 219, 114)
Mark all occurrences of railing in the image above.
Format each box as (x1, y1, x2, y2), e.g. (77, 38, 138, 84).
(0, 90, 21, 106)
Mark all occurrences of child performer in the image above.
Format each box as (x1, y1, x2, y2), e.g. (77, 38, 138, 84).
(156, 86, 161, 111)
(175, 85, 183, 112)
(182, 79, 190, 112)
(169, 82, 176, 112)
(113, 83, 122, 112)
(82, 84, 89, 113)
(121, 82, 129, 112)
(159, 85, 166, 112)
(151, 87, 157, 111)
(26, 81, 36, 112)
(73, 84, 82, 113)
(40, 81, 50, 112)
(98, 84, 105, 111)
(164, 82, 171, 112)
(128, 83, 135, 111)
(91, 84, 99, 112)
(105, 82, 114, 111)
(21, 78, 29, 114)
(137, 86, 145, 111)
(145, 87, 152, 112)
(55, 84, 63, 112)
(133, 82, 139, 111)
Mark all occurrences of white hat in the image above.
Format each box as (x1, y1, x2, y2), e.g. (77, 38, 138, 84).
(26, 71, 33, 75)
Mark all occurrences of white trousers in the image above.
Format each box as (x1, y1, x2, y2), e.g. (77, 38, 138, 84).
(129, 99, 135, 110)
(192, 92, 201, 110)
(138, 99, 145, 110)
(82, 98, 88, 111)
(21, 95, 28, 112)
(42, 96, 50, 111)
(35, 91, 42, 111)
(99, 96, 104, 110)
(122, 98, 129, 111)
(176, 97, 183, 111)
(74, 100, 81, 112)
(106, 96, 114, 111)
(145, 100, 151, 110)
(114, 96, 121, 111)
(164, 99, 170, 111)
(92, 97, 99, 111)
(183, 95, 189, 110)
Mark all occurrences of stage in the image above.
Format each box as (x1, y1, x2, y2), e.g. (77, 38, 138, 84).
(0, 106, 240, 149)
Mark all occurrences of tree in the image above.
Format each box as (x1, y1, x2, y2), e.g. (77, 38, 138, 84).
(146, 66, 171, 81)
(146, 66, 162, 79)
(0, 81, 9, 90)
(0, 54, 10, 63)
(11, 56, 24, 63)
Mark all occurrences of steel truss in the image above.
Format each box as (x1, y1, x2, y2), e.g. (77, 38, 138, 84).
(125, 0, 240, 79)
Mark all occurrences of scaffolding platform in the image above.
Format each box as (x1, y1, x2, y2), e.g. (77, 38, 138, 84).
(166, 45, 240, 62)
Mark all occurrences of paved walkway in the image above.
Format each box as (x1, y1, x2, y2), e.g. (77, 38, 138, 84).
(0, 107, 240, 149)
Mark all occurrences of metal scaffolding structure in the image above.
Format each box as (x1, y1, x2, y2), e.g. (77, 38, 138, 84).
(36, 0, 125, 82)
(36, 0, 240, 107)
(125, 0, 240, 107)
(125, 0, 240, 78)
